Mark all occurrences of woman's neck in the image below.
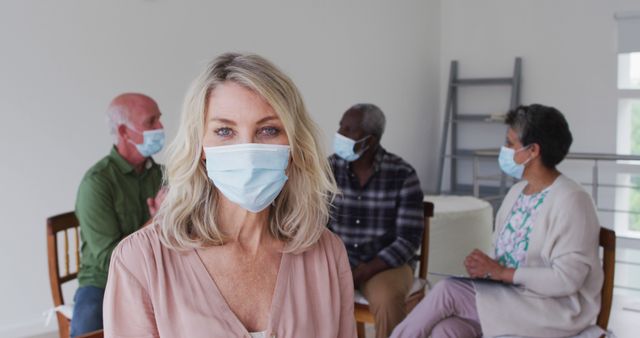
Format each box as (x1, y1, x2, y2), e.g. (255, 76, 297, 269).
(523, 165, 561, 195)
(215, 196, 274, 256)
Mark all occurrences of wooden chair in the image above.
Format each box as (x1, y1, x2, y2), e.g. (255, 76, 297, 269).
(597, 227, 615, 333)
(47, 211, 105, 338)
(354, 201, 434, 338)
(76, 330, 105, 338)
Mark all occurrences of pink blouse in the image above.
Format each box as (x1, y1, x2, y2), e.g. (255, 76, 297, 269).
(103, 225, 356, 338)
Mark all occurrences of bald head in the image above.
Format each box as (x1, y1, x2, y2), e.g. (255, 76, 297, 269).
(107, 93, 161, 143)
(110, 93, 157, 112)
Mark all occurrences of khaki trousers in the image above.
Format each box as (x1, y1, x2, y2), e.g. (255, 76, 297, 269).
(360, 264, 414, 338)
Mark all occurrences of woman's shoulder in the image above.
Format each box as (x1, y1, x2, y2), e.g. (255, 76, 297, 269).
(544, 175, 599, 231)
(298, 228, 347, 261)
(508, 175, 588, 198)
(547, 175, 593, 201)
(554, 174, 586, 191)
(318, 228, 347, 251)
(111, 223, 164, 269)
(291, 229, 350, 278)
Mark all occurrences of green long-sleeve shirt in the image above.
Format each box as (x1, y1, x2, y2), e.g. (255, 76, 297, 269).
(76, 146, 163, 288)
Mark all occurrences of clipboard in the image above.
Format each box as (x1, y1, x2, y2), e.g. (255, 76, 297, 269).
(428, 271, 505, 284)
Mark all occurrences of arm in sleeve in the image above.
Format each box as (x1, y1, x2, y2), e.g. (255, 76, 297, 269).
(334, 236, 357, 338)
(76, 174, 123, 272)
(377, 170, 425, 267)
(103, 247, 158, 338)
(513, 191, 600, 297)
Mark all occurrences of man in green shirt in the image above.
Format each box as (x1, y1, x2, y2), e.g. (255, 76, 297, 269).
(71, 93, 166, 337)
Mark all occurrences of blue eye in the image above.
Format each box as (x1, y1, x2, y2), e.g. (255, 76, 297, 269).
(215, 127, 233, 137)
(260, 127, 280, 137)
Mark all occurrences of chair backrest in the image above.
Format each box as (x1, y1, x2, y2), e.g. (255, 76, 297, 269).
(47, 212, 80, 309)
(418, 201, 435, 280)
(597, 227, 616, 330)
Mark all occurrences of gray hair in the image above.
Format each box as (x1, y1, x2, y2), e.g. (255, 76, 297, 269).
(106, 104, 132, 144)
(351, 103, 386, 140)
(505, 104, 573, 168)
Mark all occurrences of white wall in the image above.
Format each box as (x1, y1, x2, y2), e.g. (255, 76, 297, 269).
(438, 0, 640, 228)
(0, 1, 440, 336)
(439, 0, 640, 153)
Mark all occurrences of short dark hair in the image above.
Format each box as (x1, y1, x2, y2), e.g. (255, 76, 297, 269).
(346, 103, 386, 140)
(505, 104, 573, 168)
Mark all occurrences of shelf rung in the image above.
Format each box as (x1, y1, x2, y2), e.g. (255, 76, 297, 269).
(475, 174, 503, 180)
(454, 114, 505, 123)
(452, 77, 514, 86)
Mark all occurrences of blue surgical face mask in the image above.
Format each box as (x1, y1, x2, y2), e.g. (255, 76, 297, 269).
(498, 145, 531, 179)
(128, 128, 165, 157)
(204, 143, 290, 213)
(333, 133, 370, 162)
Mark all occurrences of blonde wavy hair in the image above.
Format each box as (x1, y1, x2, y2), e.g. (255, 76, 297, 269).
(157, 53, 337, 253)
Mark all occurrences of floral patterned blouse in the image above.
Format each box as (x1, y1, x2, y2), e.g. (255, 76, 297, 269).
(495, 188, 551, 268)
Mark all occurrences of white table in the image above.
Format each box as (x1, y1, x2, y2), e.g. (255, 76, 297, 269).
(424, 195, 494, 284)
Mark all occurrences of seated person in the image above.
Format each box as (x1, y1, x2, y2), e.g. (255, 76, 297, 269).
(102, 53, 356, 337)
(391, 104, 603, 338)
(71, 93, 166, 337)
(328, 103, 425, 338)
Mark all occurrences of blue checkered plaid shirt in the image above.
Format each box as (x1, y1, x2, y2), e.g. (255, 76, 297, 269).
(328, 147, 424, 268)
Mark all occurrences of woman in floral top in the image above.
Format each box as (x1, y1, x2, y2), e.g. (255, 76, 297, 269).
(494, 187, 550, 268)
(392, 104, 603, 338)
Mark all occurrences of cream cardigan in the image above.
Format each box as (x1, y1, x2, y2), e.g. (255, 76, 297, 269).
(475, 175, 603, 337)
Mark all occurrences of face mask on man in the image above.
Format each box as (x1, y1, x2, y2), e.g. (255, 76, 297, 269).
(128, 128, 165, 157)
(498, 145, 532, 179)
(204, 143, 290, 213)
(333, 133, 370, 162)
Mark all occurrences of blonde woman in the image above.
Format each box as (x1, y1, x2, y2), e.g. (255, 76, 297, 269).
(103, 53, 356, 338)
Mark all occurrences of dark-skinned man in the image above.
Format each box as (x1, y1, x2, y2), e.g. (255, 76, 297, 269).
(328, 103, 424, 338)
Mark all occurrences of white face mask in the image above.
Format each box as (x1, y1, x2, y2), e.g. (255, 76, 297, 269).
(127, 128, 165, 157)
(333, 133, 370, 162)
(498, 145, 532, 179)
(204, 143, 290, 213)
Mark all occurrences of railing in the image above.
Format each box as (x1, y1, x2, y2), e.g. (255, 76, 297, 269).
(471, 149, 640, 211)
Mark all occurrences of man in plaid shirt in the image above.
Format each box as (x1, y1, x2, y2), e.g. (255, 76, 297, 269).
(328, 103, 424, 338)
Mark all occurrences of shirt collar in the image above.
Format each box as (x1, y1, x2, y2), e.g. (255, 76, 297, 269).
(343, 145, 386, 173)
(109, 146, 155, 175)
(372, 146, 386, 172)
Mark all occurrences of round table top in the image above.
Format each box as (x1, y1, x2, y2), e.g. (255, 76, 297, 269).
(424, 195, 492, 214)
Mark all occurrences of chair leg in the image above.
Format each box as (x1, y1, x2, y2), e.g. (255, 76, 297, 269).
(58, 316, 71, 338)
(404, 290, 426, 315)
(356, 321, 366, 338)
